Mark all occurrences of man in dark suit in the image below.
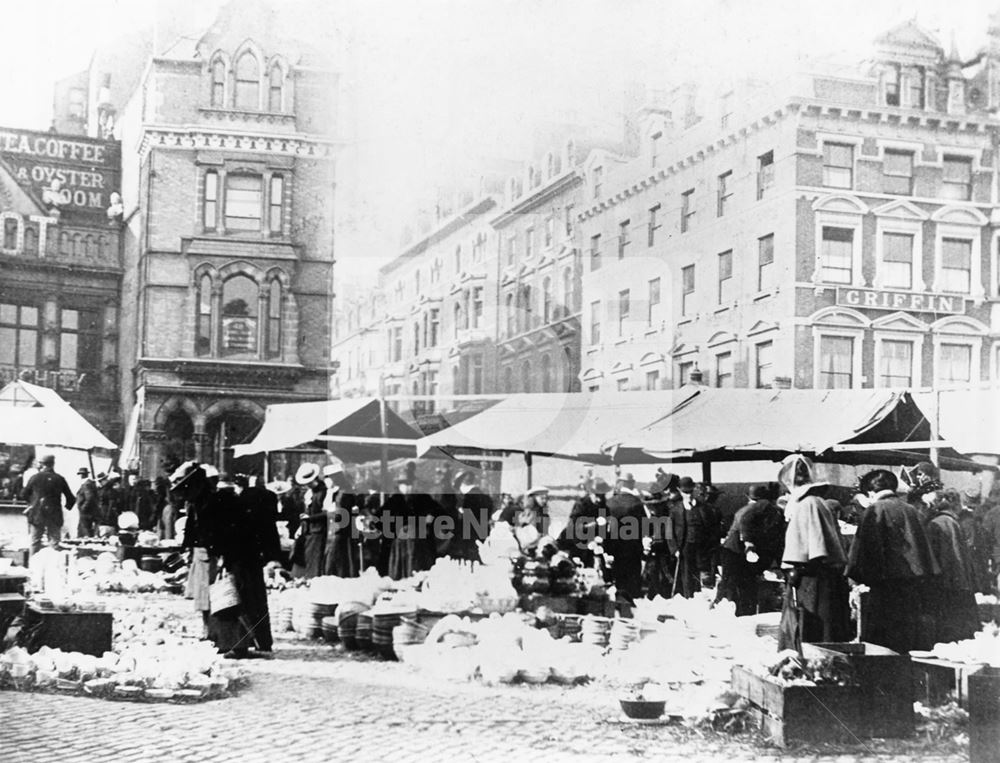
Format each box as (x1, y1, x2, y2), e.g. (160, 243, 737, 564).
(74, 468, 100, 538)
(21, 454, 75, 555)
(605, 472, 645, 613)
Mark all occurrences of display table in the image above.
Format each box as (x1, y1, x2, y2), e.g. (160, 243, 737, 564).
(911, 657, 988, 708)
(21, 605, 112, 657)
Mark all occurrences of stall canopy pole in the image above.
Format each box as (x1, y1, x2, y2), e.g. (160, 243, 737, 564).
(525, 452, 533, 491)
(929, 388, 941, 468)
(379, 377, 390, 496)
(701, 461, 712, 484)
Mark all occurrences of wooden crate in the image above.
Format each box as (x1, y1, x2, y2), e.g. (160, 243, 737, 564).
(803, 642, 913, 738)
(731, 665, 861, 747)
(21, 605, 112, 657)
(912, 657, 984, 708)
(968, 667, 1000, 763)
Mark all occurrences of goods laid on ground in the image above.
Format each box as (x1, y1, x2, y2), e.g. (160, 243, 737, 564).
(0, 641, 247, 702)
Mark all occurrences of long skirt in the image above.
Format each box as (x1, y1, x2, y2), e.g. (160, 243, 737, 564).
(778, 568, 851, 652)
(300, 530, 326, 579)
(228, 558, 273, 652)
(926, 586, 980, 644)
(325, 529, 358, 578)
(716, 549, 760, 617)
(184, 547, 213, 612)
(861, 579, 935, 654)
(387, 527, 434, 580)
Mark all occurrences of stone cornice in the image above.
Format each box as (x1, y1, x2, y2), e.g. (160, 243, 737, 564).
(198, 107, 298, 127)
(137, 125, 340, 163)
(491, 171, 583, 228)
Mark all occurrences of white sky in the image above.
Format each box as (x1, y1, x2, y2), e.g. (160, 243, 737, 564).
(0, 0, 997, 278)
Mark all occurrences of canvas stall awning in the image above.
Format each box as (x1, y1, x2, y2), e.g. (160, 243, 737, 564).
(913, 388, 1000, 459)
(0, 380, 115, 451)
(416, 389, 699, 464)
(601, 386, 983, 470)
(232, 397, 428, 462)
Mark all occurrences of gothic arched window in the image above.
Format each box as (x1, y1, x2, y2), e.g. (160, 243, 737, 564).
(221, 274, 258, 356)
(268, 64, 283, 111)
(211, 59, 226, 107)
(266, 278, 282, 358)
(196, 273, 213, 356)
(234, 52, 259, 110)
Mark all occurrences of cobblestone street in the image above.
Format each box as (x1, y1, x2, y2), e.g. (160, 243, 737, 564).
(0, 617, 970, 763)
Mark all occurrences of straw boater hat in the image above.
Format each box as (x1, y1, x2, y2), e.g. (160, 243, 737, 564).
(526, 485, 550, 497)
(295, 462, 321, 485)
(267, 480, 293, 496)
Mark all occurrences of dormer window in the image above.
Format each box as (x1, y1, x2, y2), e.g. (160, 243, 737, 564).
(211, 59, 226, 107)
(884, 64, 901, 106)
(234, 52, 259, 110)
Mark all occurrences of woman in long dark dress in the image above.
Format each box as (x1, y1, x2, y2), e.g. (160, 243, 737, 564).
(385, 477, 437, 579)
(925, 490, 980, 644)
(294, 463, 327, 579)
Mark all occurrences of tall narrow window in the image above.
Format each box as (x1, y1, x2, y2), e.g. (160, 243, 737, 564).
(681, 264, 695, 316)
(234, 52, 259, 110)
(564, 204, 574, 236)
(204, 171, 218, 230)
(645, 370, 660, 390)
(755, 341, 774, 388)
(561, 267, 573, 317)
(0, 303, 38, 372)
(268, 175, 283, 234)
(883, 150, 914, 195)
(884, 64, 901, 105)
(521, 360, 532, 393)
(942, 155, 973, 201)
(715, 352, 733, 387)
(58, 307, 100, 383)
(472, 286, 483, 329)
(590, 300, 601, 344)
(648, 204, 661, 246)
(941, 238, 972, 293)
(196, 274, 213, 356)
(717, 171, 732, 217)
(541, 354, 553, 393)
(211, 60, 226, 107)
(592, 166, 603, 199)
(650, 132, 661, 168)
(428, 308, 440, 347)
(618, 289, 630, 335)
(544, 216, 554, 248)
(647, 277, 660, 324)
(820, 227, 854, 284)
(681, 189, 695, 232)
(879, 339, 912, 387)
(543, 277, 552, 324)
(221, 275, 258, 356)
(506, 235, 516, 267)
(819, 335, 854, 388)
(822, 143, 854, 189)
(524, 226, 534, 258)
(882, 232, 913, 289)
(758, 234, 775, 291)
(268, 64, 283, 111)
(937, 343, 972, 385)
(618, 220, 630, 259)
(505, 293, 515, 337)
(225, 174, 263, 230)
(3, 219, 17, 250)
(266, 279, 281, 358)
(718, 250, 733, 304)
(757, 150, 774, 199)
(590, 234, 601, 271)
(24, 227, 37, 255)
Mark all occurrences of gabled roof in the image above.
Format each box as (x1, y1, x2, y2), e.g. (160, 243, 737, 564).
(874, 19, 944, 53)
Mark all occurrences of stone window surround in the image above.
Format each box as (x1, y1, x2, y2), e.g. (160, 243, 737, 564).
(198, 156, 291, 237)
(931, 316, 987, 388)
(809, 307, 867, 389)
(872, 200, 927, 291)
(812, 194, 868, 288)
(206, 44, 291, 115)
(931, 206, 987, 301)
(871, 313, 928, 389)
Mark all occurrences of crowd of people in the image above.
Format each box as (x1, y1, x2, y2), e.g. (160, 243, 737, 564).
(10, 449, 1000, 660)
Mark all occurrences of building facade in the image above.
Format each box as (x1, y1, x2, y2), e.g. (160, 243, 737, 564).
(52, 2, 342, 474)
(579, 21, 1000, 392)
(0, 128, 123, 439)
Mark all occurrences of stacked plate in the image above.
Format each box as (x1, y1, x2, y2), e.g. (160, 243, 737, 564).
(372, 609, 416, 660)
(292, 601, 337, 639)
(559, 615, 583, 641)
(355, 611, 373, 651)
(337, 610, 359, 650)
(580, 616, 612, 648)
(320, 615, 339, 644)
(392, 618, 429, 660)
(608, 618, 641, 651)
(275, 605, 294, 633)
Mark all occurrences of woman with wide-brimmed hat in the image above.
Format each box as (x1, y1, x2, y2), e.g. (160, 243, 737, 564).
(293, 462, 327, 579)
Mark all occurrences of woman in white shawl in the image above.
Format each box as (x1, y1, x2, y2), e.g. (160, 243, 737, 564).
(777, 455, 851, 651)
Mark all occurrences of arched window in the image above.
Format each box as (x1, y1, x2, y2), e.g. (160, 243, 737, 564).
(23, 227, 37, 255)
(196, 274, 213, 356)
(266, 279, 282, 358)
(268, 64, 283, 111)
(541, 353, 553, 392)
(505, 293, 515, 336)
(562, 266, 574, 313)
(453, 301, 462, 338)
(98, 236, 109, 258)
(521, 359, 532, 392)
(221, 274, 258, 356)
(234, 52, 259, 110)
(72, 233, 83, 257)
(543, 277, 552, 324)
(211, 59, 226, 107)
(84, 235, 95, 257)
(59, 232, 70, 256)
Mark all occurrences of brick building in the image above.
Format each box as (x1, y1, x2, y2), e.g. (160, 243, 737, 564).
(0, 128, 123, 439)
(579, 20, 1000, 392)
(52, 1, 342, 474)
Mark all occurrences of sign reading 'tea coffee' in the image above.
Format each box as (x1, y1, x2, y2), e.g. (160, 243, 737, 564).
(836, 286, 964, 315)
(0, 127, 120, 222)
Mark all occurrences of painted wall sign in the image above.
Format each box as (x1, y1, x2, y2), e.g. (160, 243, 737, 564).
(0, 127, 120, 222)
(836, 287, 964, 315)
